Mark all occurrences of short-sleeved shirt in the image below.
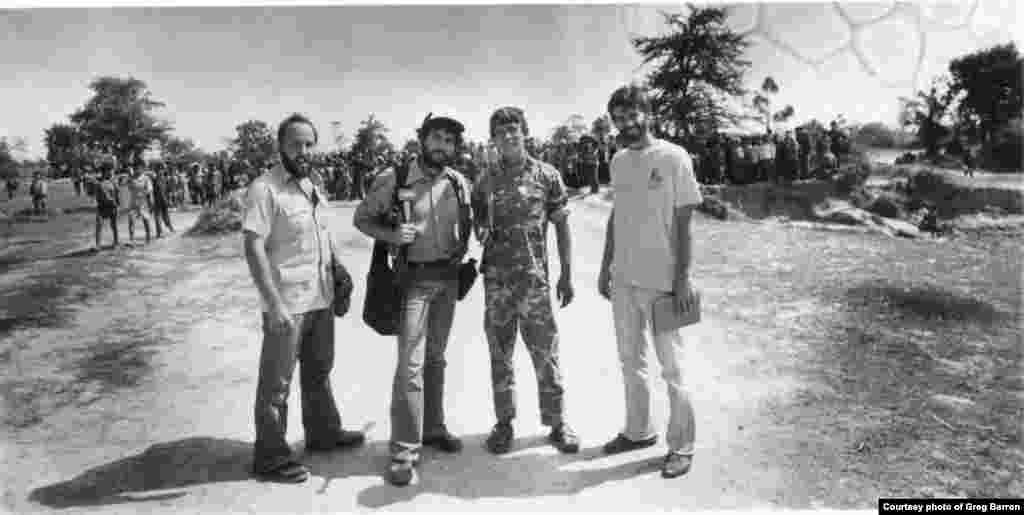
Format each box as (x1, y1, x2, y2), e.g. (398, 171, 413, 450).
(243, 164, 334, 315)
(127, 175, 153, 211)
(611, 139, 702, 292)
(353, 159, 468, 263)
(472, 156, 570, 282)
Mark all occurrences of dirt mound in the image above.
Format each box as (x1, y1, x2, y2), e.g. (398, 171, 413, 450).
(186, 190, 246, 236)
(908, 168, 1024, 217)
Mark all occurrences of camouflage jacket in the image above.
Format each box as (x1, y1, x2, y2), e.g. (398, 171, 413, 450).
(471, 156, 570, 281)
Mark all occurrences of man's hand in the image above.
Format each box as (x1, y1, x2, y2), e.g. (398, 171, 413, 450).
(556, 274, 574, 308)
(673, 275, 696, 314)
(267, 306, 295, 334)
(597, 266, 612, 301)
(393, 224, 418, 245)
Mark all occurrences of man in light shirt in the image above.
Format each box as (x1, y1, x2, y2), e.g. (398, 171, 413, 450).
(243, 113, 365, 484)
(125, 165, 153, 244)
(597, 85, 701, 480)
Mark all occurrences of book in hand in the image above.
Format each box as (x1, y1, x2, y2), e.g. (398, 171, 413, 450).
(651, 290, 701, 333)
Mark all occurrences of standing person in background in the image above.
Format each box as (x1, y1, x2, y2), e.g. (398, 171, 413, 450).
(578, 135, 600, 194)
(150, 165, 175, 237)
(125, 165, 154, 244)
(598, 85, 701, 480)
(93, 161, 120, 249)
(29, 171, 48, 214)
(796, 128, 812, 180)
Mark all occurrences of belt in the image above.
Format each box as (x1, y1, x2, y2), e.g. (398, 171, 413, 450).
(406, 259, 455, 269)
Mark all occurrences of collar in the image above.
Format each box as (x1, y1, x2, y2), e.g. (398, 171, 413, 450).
(496, 154, 536, 176)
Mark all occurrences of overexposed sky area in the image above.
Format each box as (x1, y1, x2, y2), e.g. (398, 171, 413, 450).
(1, 1, 1021, 158)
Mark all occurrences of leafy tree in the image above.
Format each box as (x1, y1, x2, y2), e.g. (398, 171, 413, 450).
(632, 5, 751, 142)
(899, 77, 955, 155)
(550, 114, 588, 145)
(850, 121, 903, 148)
(160, 135, 206, 167)
(948, 42, 1023, 144)
(70, 76, 171, 165)
(350, 114, 392, 169)
(44, 123, 85, 172)
(0, 138, 19, 180)
(751, 77, 795, 134)
(229, 120, 276, 168)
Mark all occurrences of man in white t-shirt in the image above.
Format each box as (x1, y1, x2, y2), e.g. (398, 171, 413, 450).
(597, 85, 702, 480)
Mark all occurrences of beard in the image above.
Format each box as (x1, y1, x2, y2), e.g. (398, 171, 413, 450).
(281, 151, 310, 178)
(619, 124, 647, 145)
(421, 148, 452, 170)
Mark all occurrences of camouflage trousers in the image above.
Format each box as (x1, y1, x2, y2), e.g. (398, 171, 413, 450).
(483, 272, 565, 426)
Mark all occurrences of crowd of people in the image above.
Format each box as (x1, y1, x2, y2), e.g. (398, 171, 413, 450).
(695, 121, 852, 186)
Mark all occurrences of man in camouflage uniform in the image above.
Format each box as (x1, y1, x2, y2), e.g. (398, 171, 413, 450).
(472, 106, 580, 455)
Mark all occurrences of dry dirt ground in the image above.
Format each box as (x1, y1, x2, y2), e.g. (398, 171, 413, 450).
(1, 181, 1021, 514)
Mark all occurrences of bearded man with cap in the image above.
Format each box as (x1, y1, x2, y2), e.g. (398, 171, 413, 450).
(473, 106, 579, 456)
(354, 113, 473, 487)
(243, 113, 365, 484)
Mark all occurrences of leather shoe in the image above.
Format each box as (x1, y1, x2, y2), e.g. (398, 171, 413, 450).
(548, 423, 580, 453)
(423, 430, 463, 453)
(661, 452, 693, 478)
(602, 433, 658, 455)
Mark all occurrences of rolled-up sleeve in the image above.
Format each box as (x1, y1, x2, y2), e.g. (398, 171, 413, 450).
(243, 180, 273, 238)
(543, 165, 571, 224)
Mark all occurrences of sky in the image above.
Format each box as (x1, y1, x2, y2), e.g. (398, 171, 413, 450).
(1, 1, 1021, 159)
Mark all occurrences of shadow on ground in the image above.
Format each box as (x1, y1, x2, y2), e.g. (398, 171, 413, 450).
(846, 280, 1009, 324)
(316, 434, 662, 509)
(28, 437, 254, 508)
(29, 434, 662, 509)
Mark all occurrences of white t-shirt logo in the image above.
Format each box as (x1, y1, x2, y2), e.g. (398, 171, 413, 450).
(648, 168, 663, 189)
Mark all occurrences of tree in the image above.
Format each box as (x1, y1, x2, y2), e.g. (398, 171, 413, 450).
(948, 42, 1023, 144)
(632, 6, 751, 142)
(44, 124, 85, 173)
(851, 121, 902, 148)
(160, 135, 205, 167)
(898, 77, 955, 155)
(229, 120, 276, 169)
(750, 77, 795, 134)
(70, 76, 171, 165)
(350, 114, 392, 168)
(0, 138, 19, 180)
(550, 114, 589, 145)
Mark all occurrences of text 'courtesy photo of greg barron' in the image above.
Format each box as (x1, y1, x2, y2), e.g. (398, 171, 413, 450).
(1, 0, 1022, 513)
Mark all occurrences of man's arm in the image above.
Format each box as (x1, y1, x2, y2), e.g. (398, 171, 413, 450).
(243, 231, 288, 315)
(674, 206, 694, 282)
(600, 208, 614, 273)
(353, 170, 399, 244)
(553, 215, 572, 278)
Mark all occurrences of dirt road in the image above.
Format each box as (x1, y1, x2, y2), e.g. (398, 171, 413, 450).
(2, 195, 1018, 513)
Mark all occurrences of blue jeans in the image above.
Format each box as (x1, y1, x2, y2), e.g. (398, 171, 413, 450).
(252, 308, 342, 473)
(390, 273, 458, 464)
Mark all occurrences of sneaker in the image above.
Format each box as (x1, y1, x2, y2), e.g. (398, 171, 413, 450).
(548, 423, 580, 454)
(601, 433, 658, 455)
(485, 421, 514, 454)
(661, 452, 693, 478)
(387, 459, 419, 487)
(423, 430, 463, 453)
